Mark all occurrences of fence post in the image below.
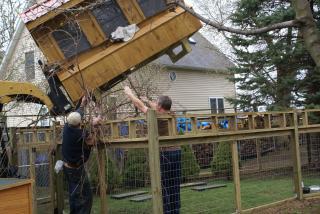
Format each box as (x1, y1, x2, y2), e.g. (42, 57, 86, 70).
(97, 145, 107, 214)
(29, 146, 37, 214)
(231, 141, 241, 213)
(147, 109, 163, 214)
(255, 139, 262, 171)
(47, 130, 55, 214)
(291, 111, 303, 200)
(9, 127, 18, 166)
(53, 122, 64, 214)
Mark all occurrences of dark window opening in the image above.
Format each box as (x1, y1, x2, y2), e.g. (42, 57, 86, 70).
(25, 51, 35, 80)
(91, 0, 128, 38)
(52, 21, 91, 59)
(137, 0, 167, 18)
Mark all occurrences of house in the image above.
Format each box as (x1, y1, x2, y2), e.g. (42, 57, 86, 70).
(0, 13, 235, 127)
(155, 32, 235, 113)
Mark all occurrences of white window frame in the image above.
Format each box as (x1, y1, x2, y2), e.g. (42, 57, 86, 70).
(208, 97, 225, 114)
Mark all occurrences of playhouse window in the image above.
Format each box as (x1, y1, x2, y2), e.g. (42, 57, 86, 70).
(52, 22, 91, 59)
(91, 0, 128, 38)
(137, 0, 167, 18)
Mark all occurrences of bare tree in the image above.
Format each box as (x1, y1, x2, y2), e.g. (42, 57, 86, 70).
(0, 0, 24, 55)
(176, 0, 320, 67)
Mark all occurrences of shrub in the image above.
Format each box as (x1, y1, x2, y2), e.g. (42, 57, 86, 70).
(89, 151, 122, 193)
(181, 145, 200, 181)
(211, 142, 232, 180)
(123, 149, 148, 187)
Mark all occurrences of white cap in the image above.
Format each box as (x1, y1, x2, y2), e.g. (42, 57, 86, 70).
(67, 112, 81, 126)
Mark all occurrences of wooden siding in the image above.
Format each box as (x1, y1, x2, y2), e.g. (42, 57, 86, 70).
(0, 180, 33, 214)
(157, 69, 235, 113)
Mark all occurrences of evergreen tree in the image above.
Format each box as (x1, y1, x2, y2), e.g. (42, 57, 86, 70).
(211, 142, 232, 180)
(227, 0, 319, 111)
(181, 145, 200, 181)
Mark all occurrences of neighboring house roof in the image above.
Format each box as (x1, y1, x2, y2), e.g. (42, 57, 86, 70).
(156, 33, 234, 72)
(0, 19, 25, 79)
(0, 0, 34, 79)
(20, 0, 70, 24)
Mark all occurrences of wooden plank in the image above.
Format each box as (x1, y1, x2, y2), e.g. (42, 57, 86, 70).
(180, 181, 207, 188)
(242, 197, 296, 214)
(302, 111, 309, 126)
(231, 141, 241, 213)
(111, 123, 119, 139)
(10, 128, 18, 167)
(76, 11, 106, 47)
(33, 32, 65, 63)
(29, 146, 37, 214)
(116, 0, 145, 24)
(130, 194, 152, 202)
(191, 117, 197, 134)
(248, 115, 254, 130)
(147, 109, 163, 214)
(97, 145, 107, 214)
(129, 121, 137, 138)
(47, 131, 55, 214)
(0, 179, 32, 191)
(291, 111, 303, 200)
(191, 184, 226, 191)
(255, 139, 262, 171)
(264, 114, 271, 129)
(0, 182, 33, 214)
(55, 144, 64, 214)
(111, 190, 148, 199)
(168, 118, 177, 136)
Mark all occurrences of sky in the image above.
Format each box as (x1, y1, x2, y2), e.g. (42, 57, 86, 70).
(183, 0, 235, 61)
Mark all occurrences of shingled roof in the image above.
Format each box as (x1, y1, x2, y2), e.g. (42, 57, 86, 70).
(157, 33, 234, 71)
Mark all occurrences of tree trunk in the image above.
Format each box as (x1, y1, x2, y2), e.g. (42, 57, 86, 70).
(293, 0, 320, 67)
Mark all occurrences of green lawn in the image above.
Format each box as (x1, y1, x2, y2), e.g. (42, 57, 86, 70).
(88, 176, 320, 214)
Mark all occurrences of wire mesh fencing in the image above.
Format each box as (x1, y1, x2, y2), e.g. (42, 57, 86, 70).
(300, 133, 320, 193)
(13, 128, 55, 213)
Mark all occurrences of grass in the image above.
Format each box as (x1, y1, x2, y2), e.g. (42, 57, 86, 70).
(88, 176, 320, 214)
(54, 176, 320, 214)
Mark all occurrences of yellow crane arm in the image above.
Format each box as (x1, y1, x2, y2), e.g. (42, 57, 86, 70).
(0, 81, 53, 110)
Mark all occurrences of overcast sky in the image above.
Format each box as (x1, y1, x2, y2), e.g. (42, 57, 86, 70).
(183, 0, 235, 61)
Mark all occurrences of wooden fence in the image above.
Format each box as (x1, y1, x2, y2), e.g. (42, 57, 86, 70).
(7, 109, 320, 213)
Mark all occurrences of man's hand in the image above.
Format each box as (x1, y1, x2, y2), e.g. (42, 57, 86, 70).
(140, 96, 149, 103)
(92, 115, 102, 126)
(80, 95, 87, 107)
(124, 86, 133, 96)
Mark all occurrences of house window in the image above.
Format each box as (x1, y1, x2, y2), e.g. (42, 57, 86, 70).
(210, 98, 224, 114)
(169, 72, 176, 81)
(24, 132, 33, 143)
(25, 51, 35, 80)
(39, 108, 49, 127)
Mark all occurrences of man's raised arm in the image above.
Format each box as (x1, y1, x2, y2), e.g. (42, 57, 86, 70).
(123, 86, 148, 113)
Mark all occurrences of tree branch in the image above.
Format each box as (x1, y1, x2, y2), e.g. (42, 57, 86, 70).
(175, 1, 300, 35)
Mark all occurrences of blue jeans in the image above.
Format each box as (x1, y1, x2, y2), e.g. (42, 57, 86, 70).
(63, 165, 92, 214)
(160, 150, 182, 214)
